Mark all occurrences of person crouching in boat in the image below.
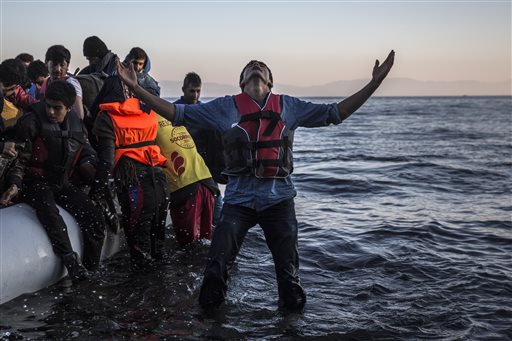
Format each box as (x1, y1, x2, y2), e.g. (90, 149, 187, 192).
(90, 72, 169, 270)
(0, 80, 106, 282)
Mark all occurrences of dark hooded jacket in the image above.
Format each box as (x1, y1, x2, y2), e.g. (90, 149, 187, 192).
(122, 54, 160, 97)
(79, 51, 118, 77)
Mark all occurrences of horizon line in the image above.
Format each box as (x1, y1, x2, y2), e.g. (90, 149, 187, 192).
(158, 77, 512, 86)
(161, 94, 512, 99)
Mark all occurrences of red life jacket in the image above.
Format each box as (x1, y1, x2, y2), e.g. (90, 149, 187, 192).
(223, 93, 293, 178)
(99, 97, 166, 167)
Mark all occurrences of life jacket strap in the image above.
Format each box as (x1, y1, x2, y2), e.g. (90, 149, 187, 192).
(117, 140, 156, 149)
(239, 110, 280, 122)
(41, 129, 84, 140)
(255, 140, 284, 149)
(225, 139, 285, 152)
(257, 159, 284, 166)
(239, 110, 281, 136)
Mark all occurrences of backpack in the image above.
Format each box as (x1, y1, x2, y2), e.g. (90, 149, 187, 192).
(75, 73, 105, 112)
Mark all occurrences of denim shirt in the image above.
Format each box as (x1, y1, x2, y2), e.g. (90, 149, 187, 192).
(174, 94, 341, 211)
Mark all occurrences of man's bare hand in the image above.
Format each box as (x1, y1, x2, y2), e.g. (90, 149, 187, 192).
(372, 50, 395, 84)
(116, 58, 138, 89)
(2, 141, 18, 158)
(0, 184, 19, 206)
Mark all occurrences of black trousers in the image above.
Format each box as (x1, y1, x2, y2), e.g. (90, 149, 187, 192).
(199, 198, 306, 309)
(22, 180, 106, 269)
(117, 167, 169, 266)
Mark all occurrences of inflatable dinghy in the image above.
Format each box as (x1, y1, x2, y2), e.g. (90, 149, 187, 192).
(0, 203, 124, 304)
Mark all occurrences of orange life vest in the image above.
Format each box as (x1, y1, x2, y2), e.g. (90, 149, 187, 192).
(99, 97, 166, 167)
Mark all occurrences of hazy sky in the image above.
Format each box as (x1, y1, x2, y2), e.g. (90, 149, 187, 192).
(0, 0, 510, 87)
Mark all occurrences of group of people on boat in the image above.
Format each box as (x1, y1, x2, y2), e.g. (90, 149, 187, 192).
(0, 36, 394, 311)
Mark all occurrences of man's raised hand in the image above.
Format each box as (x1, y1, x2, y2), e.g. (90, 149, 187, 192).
(372, 50, 395, 84)
(116, 58, 138, 89)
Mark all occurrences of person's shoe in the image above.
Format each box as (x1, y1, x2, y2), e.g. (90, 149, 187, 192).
(199, 276, 226, 310)
(278, 282, 306, 312)
(62, 252, 90, 282)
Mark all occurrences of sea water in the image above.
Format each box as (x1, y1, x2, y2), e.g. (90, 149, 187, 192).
(1, 96, 511, 340)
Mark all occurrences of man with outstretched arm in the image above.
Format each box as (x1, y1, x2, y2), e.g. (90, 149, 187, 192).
(116, 50, 395, 311)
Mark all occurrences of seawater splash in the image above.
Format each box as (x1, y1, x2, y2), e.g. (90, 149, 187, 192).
(0, 96, 511, 339)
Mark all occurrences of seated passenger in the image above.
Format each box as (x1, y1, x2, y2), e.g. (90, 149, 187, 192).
(124, 47, 160, 97)
(0, 80, 106, 282)
(40, 45, 85, 120)
(15, 53, 34, 92)
(0, 59, 37, 113)
(79, 36, 117, 76)
(15, 53, 34, 68)
(0, 84, 24, 200)
(27, 60, 48, 100)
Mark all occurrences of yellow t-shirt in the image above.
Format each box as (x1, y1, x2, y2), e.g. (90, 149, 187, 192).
(155, 115, 212, 193)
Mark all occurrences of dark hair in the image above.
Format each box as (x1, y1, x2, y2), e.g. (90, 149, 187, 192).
(45, 45, 71, 64)
(45, 80, 76, 107)
(239, 60, 273, 91)
(0, 58, 25, 86)
(83, 36, 109, 58)
(27, 60, 48, 82)
(183, 72, 201, 88)
(126, 47, 147, 62)
(15, 53, 34, 65)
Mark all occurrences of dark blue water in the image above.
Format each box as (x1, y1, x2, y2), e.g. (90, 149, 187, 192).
(1, 96, 511, 340)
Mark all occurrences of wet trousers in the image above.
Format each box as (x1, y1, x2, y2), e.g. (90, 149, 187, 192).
(117, 167, 169, 267)
(22, 180, 106, 270)
(199, 198, 306, 309)
(169, 183, 214, 245)
(212, 191, 223, 227)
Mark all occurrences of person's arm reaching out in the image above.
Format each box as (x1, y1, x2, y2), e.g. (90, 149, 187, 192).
(116, 59, 177, 122)
(337, 50, 395, 121)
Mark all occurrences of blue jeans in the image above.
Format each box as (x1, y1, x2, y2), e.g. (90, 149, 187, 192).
(199, 198, 306, 310)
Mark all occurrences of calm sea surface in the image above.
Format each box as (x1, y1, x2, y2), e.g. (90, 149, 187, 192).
(1, 96, 511, 340)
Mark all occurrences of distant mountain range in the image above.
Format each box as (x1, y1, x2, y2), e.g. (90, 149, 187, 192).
(159, 78, 511, 98)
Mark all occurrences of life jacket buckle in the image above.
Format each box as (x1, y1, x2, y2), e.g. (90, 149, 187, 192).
(259, 110, 273, 119)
